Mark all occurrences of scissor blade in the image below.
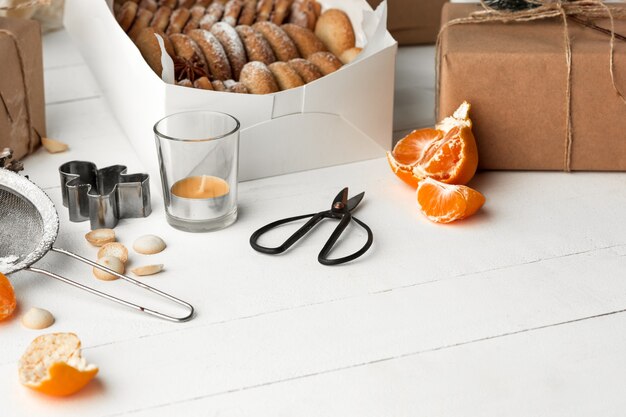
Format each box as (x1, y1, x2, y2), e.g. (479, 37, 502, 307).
(332, 187, 349, 208)
(346, 192, 365, 212)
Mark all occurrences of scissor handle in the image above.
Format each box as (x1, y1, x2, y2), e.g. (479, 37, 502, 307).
(318, 214, 374, 266)
(250, 212, 326, 255)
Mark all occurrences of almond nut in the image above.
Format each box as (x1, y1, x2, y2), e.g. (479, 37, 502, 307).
(41, 137, 69, 153)
(97, 242, 129, 264)
(131, 264, 164, 276)
(93, 256, 125, 281)
(133, 235, 166, 255)
(85, 229, 116, 247)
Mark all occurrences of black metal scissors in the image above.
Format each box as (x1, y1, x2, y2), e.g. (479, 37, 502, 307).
(250, 188, 373, 266)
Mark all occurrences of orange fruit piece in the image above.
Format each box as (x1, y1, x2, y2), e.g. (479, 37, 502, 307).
(387, 101, 478, 186)
(417, 177, 485, 223)
(387, 128, 442, 188)
(19, 333, 99, 396)
(0, 273, 16, 321)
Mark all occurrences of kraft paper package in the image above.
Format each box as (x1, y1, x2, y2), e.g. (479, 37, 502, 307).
(0, 17, 46, 160)
(438, 3, 626, 171)
(368, 0, 448, 45)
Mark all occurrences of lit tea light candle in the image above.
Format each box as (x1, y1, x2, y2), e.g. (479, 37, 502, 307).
(169, 175, 234, 222)
(171, 175, 230, 199)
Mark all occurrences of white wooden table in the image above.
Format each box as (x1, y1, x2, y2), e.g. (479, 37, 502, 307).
(3, 29, 626, 417)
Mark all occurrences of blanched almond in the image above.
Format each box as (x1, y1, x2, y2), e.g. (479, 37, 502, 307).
(85, 229, 116, 247)
(131, 264, 164, 276)
(21, 308, 55, 330)
(93, 256, 125, 281)
(133, 235, 166, 255)
(97, 242, 128, 264)
(41, 137, 69, 153)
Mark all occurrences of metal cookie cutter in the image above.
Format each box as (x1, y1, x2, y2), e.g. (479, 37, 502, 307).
(59, 161, 151, 229)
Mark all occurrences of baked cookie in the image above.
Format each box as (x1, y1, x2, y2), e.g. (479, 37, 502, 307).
(288, 58, 322, 83)
(212, 79, 228, 91)
(239, 61, 279, 94)
(255, 0, 272, 22)
(339, 46, 362, 64)
(308, 51, 342, 75)
(170, 33, 209, 74)
(128, 8, 154, 41)
(268, 61, 304, 90)
(238, 0, 256, 25)
(139, 0, 158, 12)
(235, 25, 276, 65)
(150, 5, 172, 31)
(116, 1, 138, 31)
(289, 0, 316, 31)
(183, 5, 206, 33)
(222, 0, 243, 26)
(314, 9, 355, 57)
(135, 27, 174, 76)
(211, 22, 247, 80)
(281, 23, 326, 58)
(188, 28, 233, 80)
(270, 0, 293, 25)
(194, 76, 214, 89)
(200, 1, 225, 30)
(166, 7, 191, 34)
(224, 79, 249, 93)
(252, 21, 300, 62)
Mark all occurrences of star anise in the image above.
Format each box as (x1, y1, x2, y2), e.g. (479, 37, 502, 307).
(173, 57, 208, 83)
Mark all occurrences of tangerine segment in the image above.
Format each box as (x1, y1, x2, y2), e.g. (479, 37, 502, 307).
(387, 102, 478, 187)
(19, 333, 99, 397)
(412, 126, 478, 185)
(416, 177, 485, 224)
(387, 128, 443, 188)
(0, 273, 16, 321)
(386, 152, 420, 188)
(391, 128, 442, 165)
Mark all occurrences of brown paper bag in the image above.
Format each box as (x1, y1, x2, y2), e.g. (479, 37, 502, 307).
(367, 0, 447, 45)
(0, 17, 46, 160)
(1, 0, 64, 33)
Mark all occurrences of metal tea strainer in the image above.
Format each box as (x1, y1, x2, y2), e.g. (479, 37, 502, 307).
(0, 167, 194, 322)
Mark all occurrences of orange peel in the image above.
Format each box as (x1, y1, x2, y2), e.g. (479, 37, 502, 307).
(18, 333, 98, 396)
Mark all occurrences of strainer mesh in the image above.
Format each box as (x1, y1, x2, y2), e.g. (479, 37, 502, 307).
(0, 187, 44, 272)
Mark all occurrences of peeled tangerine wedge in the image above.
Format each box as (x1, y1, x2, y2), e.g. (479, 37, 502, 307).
(19, 333, 98, 396)
(387, 101, 478, 187)
(417, 177, 485, 224)
(0, 273, 17, 321)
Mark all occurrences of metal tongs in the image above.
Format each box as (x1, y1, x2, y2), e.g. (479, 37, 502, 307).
(250, 188, 373, 265)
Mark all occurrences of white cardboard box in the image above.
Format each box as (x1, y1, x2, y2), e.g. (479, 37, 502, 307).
(63, 0, 397, 182)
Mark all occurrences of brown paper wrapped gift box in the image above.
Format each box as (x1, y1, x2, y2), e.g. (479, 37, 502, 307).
(367, 0, 447, 45)
(438, 3, 626, 171)
(0, 17, 45, 160)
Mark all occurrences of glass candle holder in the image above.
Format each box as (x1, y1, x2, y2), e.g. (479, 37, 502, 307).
(154, 111, 240, 232)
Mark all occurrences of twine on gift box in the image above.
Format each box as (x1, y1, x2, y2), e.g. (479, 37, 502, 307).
(0, 28, 34, 153)
(436, 0, 626, 172)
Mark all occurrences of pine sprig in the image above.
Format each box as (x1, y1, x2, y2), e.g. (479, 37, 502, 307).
(484, 0, 539, 11)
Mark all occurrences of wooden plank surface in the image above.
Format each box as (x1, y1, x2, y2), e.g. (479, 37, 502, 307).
(2, 29, 626, 417)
